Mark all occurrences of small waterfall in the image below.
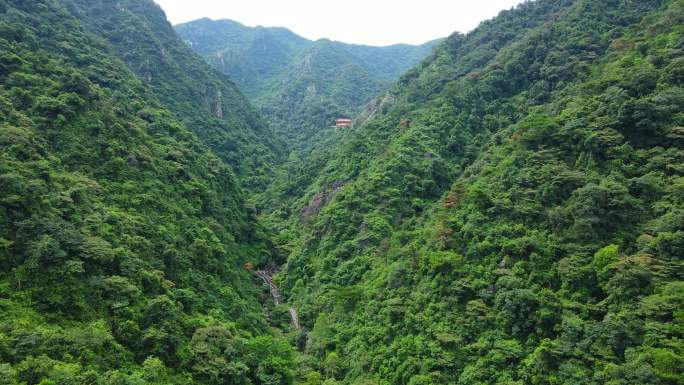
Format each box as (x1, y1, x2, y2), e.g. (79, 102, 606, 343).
(255, 269, 301, 330)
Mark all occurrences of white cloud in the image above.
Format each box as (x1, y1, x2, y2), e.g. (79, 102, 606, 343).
(154, 0, 525, 46)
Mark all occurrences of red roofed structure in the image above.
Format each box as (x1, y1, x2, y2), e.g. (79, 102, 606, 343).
(335, 118, 352, 128)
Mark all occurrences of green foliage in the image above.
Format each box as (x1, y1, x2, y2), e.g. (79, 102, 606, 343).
(61, 0, 284, 192)
(263, 0, 684, 383)
(175, 18, 440, 154)
(0, 0, 291, 383)
(594, 244, 620, 286)
(4, 0, 684, 384)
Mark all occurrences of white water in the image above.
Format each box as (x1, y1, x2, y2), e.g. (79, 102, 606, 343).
(255, 270, 301, 330)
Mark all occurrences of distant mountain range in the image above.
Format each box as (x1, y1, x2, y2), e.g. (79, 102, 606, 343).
(175, 18, 441, 148)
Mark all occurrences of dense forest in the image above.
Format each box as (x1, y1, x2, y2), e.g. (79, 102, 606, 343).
(266, 0, 684, 383)
(0, 0, 292, 383)
(1, 0, 683, 384)
(175, 18, 440, 152)
(62, 0, 284, 191)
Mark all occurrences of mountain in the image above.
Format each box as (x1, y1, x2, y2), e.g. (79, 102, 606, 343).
(0, 0, 292, 383)
(175, 18, 441, 149)
(260, 0, 684, 383)
(174, 18, 311, 98)
(174, 17, 440, 97)
(3, 0, 684, 384)
(62, 1, 284, 191)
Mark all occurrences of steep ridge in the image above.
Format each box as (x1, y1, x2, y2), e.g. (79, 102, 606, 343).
(62, 0, 284, 191)
(266, 0, 684, 383)
(0, 0, 293, 383)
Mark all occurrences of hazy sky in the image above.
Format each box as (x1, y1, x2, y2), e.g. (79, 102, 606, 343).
(154, 0, 525, 46)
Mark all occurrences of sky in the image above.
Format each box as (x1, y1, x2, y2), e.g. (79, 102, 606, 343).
(153, 0, 525, 46)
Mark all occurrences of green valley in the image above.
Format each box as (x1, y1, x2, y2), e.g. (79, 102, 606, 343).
(175, 18, 440, 151)
(1, 0, 683, 385)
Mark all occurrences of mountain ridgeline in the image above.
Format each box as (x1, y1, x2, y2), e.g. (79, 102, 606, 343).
(175, 18, 441, 149)
(1, 0, 683, 385)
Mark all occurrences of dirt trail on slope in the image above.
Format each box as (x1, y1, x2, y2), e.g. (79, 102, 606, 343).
(255, 269, 301, 330)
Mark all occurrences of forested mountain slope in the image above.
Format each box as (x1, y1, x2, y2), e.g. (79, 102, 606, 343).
(175, 18, 440, 149)
(0, 0, 292, 383)
(257, 40, 387, 150)
(174, 18, 310, 99)
(265, 0, 684, 383)
(174, 18, 439, 97)
(62, 0, 283, 191)
(2, 0, 684, 384)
